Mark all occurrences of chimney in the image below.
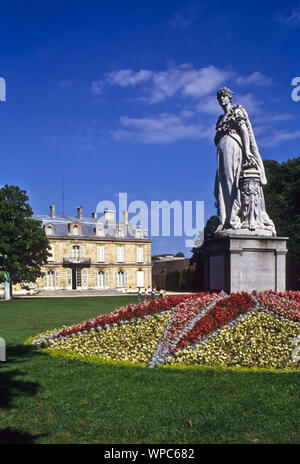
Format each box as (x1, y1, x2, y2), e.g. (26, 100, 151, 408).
(77, 206, 83, 219)
(104, 209, 116, 223)
(92, 211, 97, 219)
(50, 204, 56, 218)
(123, 210, 128, 225)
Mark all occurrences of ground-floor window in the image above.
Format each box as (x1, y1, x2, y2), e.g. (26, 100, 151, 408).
(136, 270, 144, 287)
(44, 270, 59, 289)
(66, 268, 88, 290)
(115, 271, 128, 288)
(95, 271, 109, 289)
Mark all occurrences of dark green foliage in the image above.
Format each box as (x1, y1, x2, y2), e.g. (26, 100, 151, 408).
(263, 158, 300, 289)
(0, 185, 50, 286)
(174, 252, 185, 257)
(166, 270, 180, 290)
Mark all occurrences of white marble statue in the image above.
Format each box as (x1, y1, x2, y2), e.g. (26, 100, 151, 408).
(214, 87, 276, 236)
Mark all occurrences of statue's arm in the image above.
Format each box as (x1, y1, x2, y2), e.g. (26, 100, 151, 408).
(239, 122, 258, 166)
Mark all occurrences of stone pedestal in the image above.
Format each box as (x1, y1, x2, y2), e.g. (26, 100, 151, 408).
(202, 235, 288, 293)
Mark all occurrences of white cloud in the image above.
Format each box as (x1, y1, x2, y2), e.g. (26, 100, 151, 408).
(274, 6, 300, 25)
(101, 64, 231, 104)
(236, 71, 272, 87)
(106, 69, 154, 87)
(259, 129, 300, 147)
(112, 112, 211, 144)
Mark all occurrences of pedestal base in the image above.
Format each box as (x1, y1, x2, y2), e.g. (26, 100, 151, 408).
(202, 235, 288, 293)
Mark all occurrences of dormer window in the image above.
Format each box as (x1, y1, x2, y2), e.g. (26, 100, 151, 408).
(115, 227, 124, 238)
(45, 224, 54, 235)
(68, 222, 81, 236)
(95, 224, 105, 237)
(136, 229, 143, 239)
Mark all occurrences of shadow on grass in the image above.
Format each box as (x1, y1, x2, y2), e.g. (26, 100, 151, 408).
(0, 428, 42, 444)
(0, 345, 39, 408)
(5, 344, 37, 364)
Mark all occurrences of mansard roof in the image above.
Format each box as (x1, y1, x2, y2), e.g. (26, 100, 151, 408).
(33, 214, 148, 239)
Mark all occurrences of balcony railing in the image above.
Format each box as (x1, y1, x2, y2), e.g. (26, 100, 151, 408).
(63, 258, 91, 265)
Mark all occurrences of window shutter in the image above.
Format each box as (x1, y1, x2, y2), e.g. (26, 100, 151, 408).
(82, 269, 88, 287)
(80, 246, 85, 259)
(105, 271, 109, 288)
(55, 271, 59, 289)
(124, 271, 128, 287)
(115, 272, 118, 287)
(94, 271, 98, 287)
(44, 272, 47, 288)
(67, 269, 72, 289)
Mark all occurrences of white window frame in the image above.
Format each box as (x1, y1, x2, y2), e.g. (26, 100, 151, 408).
(136, 247, 144, 263)
(115, 271, 128, 288)
(97, 246, 105, 262)
(117, 246, 125, 263)
(136, 270, 144, 287)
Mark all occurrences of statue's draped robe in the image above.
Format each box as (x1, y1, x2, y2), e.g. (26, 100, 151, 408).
(214, 105, 275, 232)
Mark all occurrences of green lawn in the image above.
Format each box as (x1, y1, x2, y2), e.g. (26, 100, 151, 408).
(0, 296, 299, 444)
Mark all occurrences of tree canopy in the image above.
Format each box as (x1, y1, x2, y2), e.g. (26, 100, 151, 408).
(0, 185, 50, 288)
(263, 158, 300, 290)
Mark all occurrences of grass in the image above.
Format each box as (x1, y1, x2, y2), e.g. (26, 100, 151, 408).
(0, 296, 299, 444)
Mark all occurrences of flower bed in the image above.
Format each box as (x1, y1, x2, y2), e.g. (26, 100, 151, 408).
(31, 291, 300, 370)
(160, 292, 222, 351)
(255, 291, 300, 322)
(166, 312, 300, 369)
(43, 294, 198, 342)
(175, 292, 254, 351)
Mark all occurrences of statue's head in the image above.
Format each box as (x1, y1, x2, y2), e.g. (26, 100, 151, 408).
(217, 87, 233, 103)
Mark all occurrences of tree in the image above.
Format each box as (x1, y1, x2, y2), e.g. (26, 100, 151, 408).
(263, 158, 300, 290)
(190, 215, 219, 290)
(0, 185, 50, 298)
(174, 252, 185, 257)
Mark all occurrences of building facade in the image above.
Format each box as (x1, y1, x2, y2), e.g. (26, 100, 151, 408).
(33, 205, 152, 292)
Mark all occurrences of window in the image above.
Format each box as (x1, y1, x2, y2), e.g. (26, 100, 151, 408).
(115, 271, 128, 287)
(66, 269, 72, 290)
(95, 271, 109, 288)
(115, 227, 124, 238)
(76, 269, 82, 288)
(95, 225, 104, 237)
(136, 229, 143, 239)
(72, 225, 79, 236)
(68, 246, 84, 262)
(117, 246, 124, 263)
(137, 271, 144, 287)
(97, 246, 105, 262)
(44, 271, 59, 289)
(136, 247, 143, 263)
(46, 225, 54, 235)
(82, 269, 88, 289)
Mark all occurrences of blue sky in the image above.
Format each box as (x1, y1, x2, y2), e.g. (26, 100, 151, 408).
(1, 0, 300, 256)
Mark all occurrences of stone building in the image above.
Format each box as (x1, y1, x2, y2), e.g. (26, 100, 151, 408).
(32, 205, 152, 292)
(152, 255, 195, 291)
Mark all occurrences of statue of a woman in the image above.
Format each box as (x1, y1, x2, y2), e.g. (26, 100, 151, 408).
(214, 87, 276, 236)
